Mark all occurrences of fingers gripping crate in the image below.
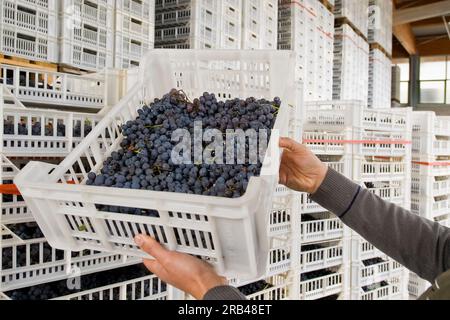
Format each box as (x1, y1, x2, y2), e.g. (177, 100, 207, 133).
(15, 50, 301, 280)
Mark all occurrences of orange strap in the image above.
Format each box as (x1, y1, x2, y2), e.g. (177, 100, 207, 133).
(0, 184, 21, 195)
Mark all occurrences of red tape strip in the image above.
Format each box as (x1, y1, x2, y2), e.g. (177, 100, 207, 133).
(412, 161, 450, 167)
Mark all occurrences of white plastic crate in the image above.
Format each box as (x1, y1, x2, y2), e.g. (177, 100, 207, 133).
(15, 50, 301, 280)
(269, 195, 296, 237)
(411, 161, 450, 177)
(353, 158, 408, 183)
(412, 112, 450, 161)
(353, 237, 384, 261)
(0, 64, 109, 109)
(58, 0, 114, 70)
(0, 104, 102, 157)
(303, 100, 411, 132)
(368, 48, 392, 109)
(242, 0, 278, 50)
(365, 181, 406, 206)
(411, 195, 450, 220)
(333, 24, 369, 105)
(53, 275, 168, 300)
(408, 273, 430, 299)
(359, 279, 406, 300)
(155, 0, 241, 49)
(411, 175, 450, 198)
(352, 259, 405, 288)
(300, 242, 345, 273)
(334, 0, 369, 37)
(1, 236, 139, 291)
(0, 0, 58, 63)
(303, 130, 410, 158)
(0, 155, 32, 225)
(114, 0, 155, 68)
(300, 211, 344, 243)
(299, 271, 344, 300)
(368, 0, 393, 55)
(0, 275, 168, 300)
(412, 112, 450, 136)
(246, 274, 291, 300)
(278, 0, 334, 101)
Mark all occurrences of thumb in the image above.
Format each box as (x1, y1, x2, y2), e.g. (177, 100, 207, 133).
(135, 235, 168, 262)
(280, 137, 301, 152)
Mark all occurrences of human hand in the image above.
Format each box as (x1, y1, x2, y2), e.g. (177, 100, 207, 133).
(134, 235, 227, 300)
(279, 137, 328, 194)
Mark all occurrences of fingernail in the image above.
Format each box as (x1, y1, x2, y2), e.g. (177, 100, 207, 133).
(134, 235, 144, 246)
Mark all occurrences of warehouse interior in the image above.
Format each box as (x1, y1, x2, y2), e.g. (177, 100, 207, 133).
(0, 0, 449, 302)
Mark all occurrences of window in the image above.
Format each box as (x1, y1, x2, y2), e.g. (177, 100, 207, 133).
(419, 56, 450, 104)
(395, 60, 410, 104)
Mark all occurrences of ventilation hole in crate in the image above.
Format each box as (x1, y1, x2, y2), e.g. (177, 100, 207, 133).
(64, 215, 76, 231)
(159, 226, 167, 243)
(173, 228, 181, 246)
(109, 220, 121, 237)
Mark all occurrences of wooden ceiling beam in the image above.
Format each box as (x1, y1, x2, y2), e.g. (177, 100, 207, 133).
(416, 36, 450, 55)
(393, 23, 418, 55)
(394, 0, 450, 26)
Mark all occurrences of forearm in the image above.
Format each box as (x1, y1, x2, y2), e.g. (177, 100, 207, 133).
(203, 286, 247, 300)
(311, 169, 450, 283)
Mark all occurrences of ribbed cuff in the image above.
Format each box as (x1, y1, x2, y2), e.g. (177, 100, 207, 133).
(310, 168, 361, 218)
(203, 286, 247, 300)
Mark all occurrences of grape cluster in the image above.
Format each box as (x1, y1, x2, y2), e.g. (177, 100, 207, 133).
(362, 257, 385, 267)
(73, 122, 93, 137)
(3, 120, 66, 137)
(5, 264, 163, 300)
(86, 90, 280, 215)
(2, 242, 65, 269)
(362, 281, 389, 293)
(238, 280, 273, 296)
(301, 269, 335, 282)
(7, 223, 45, 240)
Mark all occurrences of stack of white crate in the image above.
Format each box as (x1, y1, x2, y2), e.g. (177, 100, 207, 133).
(58, 0, 115, 71)
(114, 0, 155, 69)
(241, 0, 278, 50)
(0, 0, 58, 63)
(297, 139, 352, 300)
(334, 0, 369, 38)
(302, 101, 412, 300)
(368, 0, 392, 56)
(155, 0, 243, 49)
(0, 85, 172, 300)
(0, 64, 116, 110)
(391, 65, 401, 107)
(333, 24, 369, 105)
(367, 0, 392, 109)
(368, 48, 392, 109)
(409, 112, 450, 299)
(278, 0, 334, 101)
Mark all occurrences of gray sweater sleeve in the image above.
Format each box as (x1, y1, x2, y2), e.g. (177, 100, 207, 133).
(203, 168, 450, 299)
(203, 286, 247, 300)
(311, 168, 450, 283)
